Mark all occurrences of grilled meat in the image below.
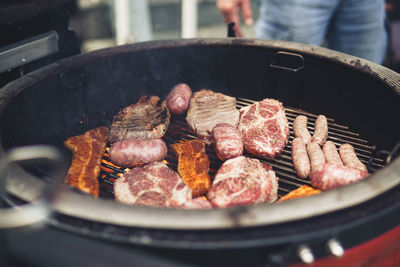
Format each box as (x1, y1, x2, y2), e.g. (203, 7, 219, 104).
(293, 115, 311, 144)
(170, 139, 211, 197)
(166, 83, 193, 115)
(339, 143, 368, 172)
(323, 141, 343, 166)
(64, 126, 109, 197)
(186, 89, 239, 145)
(292, 137, 311, 179)
(307, 142, 326, 174)
(207, 156, 278, 208)
(312, 115, 328, 146)
(109, 95, 170, 143)
(180, 197, 213, 209)
(212, 123, 243, 161)
(278, 185, 321, 202)
(114, 162, 192, 207)
(238, 98, 289, 157)
(109, 138, 167, 168)
(310, 162, 369, 190)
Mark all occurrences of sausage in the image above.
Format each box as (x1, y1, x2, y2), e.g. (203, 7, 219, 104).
(307, 142, 326, 174)
(212, 123, 243, 161)
(339, 143, 368, 172)
(312, 115, 328, 146)
(322, 141, 343, 165)
(291, 138, 311, 179)
(293, 115, 312, 144)
(109, 138, 167, 167)
(166, 83, 193, 115)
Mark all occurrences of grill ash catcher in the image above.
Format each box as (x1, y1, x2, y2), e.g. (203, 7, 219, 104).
(0, 38, 399, 266)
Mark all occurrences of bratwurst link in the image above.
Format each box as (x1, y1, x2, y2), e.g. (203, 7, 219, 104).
(323, 141, 343, 166)
(339, 143, 368, 172)
(307, 142, 326, 174)
(166, 83, 193, 115)
(312, 115, 328, 146)
(293, 115, 311, 144)
(212, 123, 243, 161)
(291, 138, 311, 179)
(109, 138, 167, 167)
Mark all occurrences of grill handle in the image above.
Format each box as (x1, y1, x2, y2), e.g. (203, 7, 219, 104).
(227, 22, 236, 37)
(0, 145, 64, 229)
(270, 51, 305, 72)
(269, 51, 305, 108)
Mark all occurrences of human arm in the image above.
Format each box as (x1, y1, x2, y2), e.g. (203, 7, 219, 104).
(216, 0, 253, 37)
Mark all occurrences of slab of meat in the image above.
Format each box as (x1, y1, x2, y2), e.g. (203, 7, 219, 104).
(186, 89, 239, 145)
(212, 123, 243, 161)
(114, 162, 192, 207)
(310, 163, 369, 190)
(238, 99, 289, 157)
(180, 197, 213, 209)
(170, 139, 211, 197)
(207, 156, 278, 208)
(109, 138, 167, 168)
(64, 126, 109, 197)
(109, 96, 170, 143)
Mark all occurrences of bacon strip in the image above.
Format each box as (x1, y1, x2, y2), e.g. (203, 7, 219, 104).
(64, 126, 109, 197)
(171, 139, 211, 197)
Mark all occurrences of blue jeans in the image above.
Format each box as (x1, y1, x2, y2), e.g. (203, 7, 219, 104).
(255, 0, 387, 64)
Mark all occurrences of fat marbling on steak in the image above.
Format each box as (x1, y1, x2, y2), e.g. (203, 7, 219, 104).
(109, 95, 170, 143)
(186, 89, 239, 145)
(207, 156, 278, 208)
(114, 162, 192, 208)
(238, 98, 289, 157)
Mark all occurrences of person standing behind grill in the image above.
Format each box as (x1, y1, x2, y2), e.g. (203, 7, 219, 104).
(216, 0, 387, 64)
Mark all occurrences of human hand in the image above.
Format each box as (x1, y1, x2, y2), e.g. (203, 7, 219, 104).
(217, 0, 253, 37)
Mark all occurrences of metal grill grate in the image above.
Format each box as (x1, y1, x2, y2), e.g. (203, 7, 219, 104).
(98, 97, 386, 199)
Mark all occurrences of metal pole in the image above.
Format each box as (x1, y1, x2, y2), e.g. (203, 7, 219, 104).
(181, 0, 198, 38)
(130, 0, 153, 42)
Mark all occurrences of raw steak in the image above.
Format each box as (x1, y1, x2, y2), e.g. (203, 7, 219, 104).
(109, 95, 170, 143)
(114, 162, 192, 208)
(310, 163, 369, 190)
(239, 99, 289, 157)
(207, 156, 278, 208)
(186, 89, 239, 145)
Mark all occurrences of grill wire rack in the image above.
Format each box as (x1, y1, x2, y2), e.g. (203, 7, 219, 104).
(98, 97, 386, 199)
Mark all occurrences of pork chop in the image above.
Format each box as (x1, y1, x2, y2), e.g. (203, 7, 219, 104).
(207, 156, 278, 208)
(238, 98, 289, 157)
(114, 162, 192, 208)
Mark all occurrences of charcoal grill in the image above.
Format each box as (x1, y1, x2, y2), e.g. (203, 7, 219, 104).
(1, 38, 399, 265)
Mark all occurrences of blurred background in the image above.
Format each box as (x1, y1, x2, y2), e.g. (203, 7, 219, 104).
(70, 0, 258, 52)
(70, 0, 400, 72)
(0, 0, 399, 89)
